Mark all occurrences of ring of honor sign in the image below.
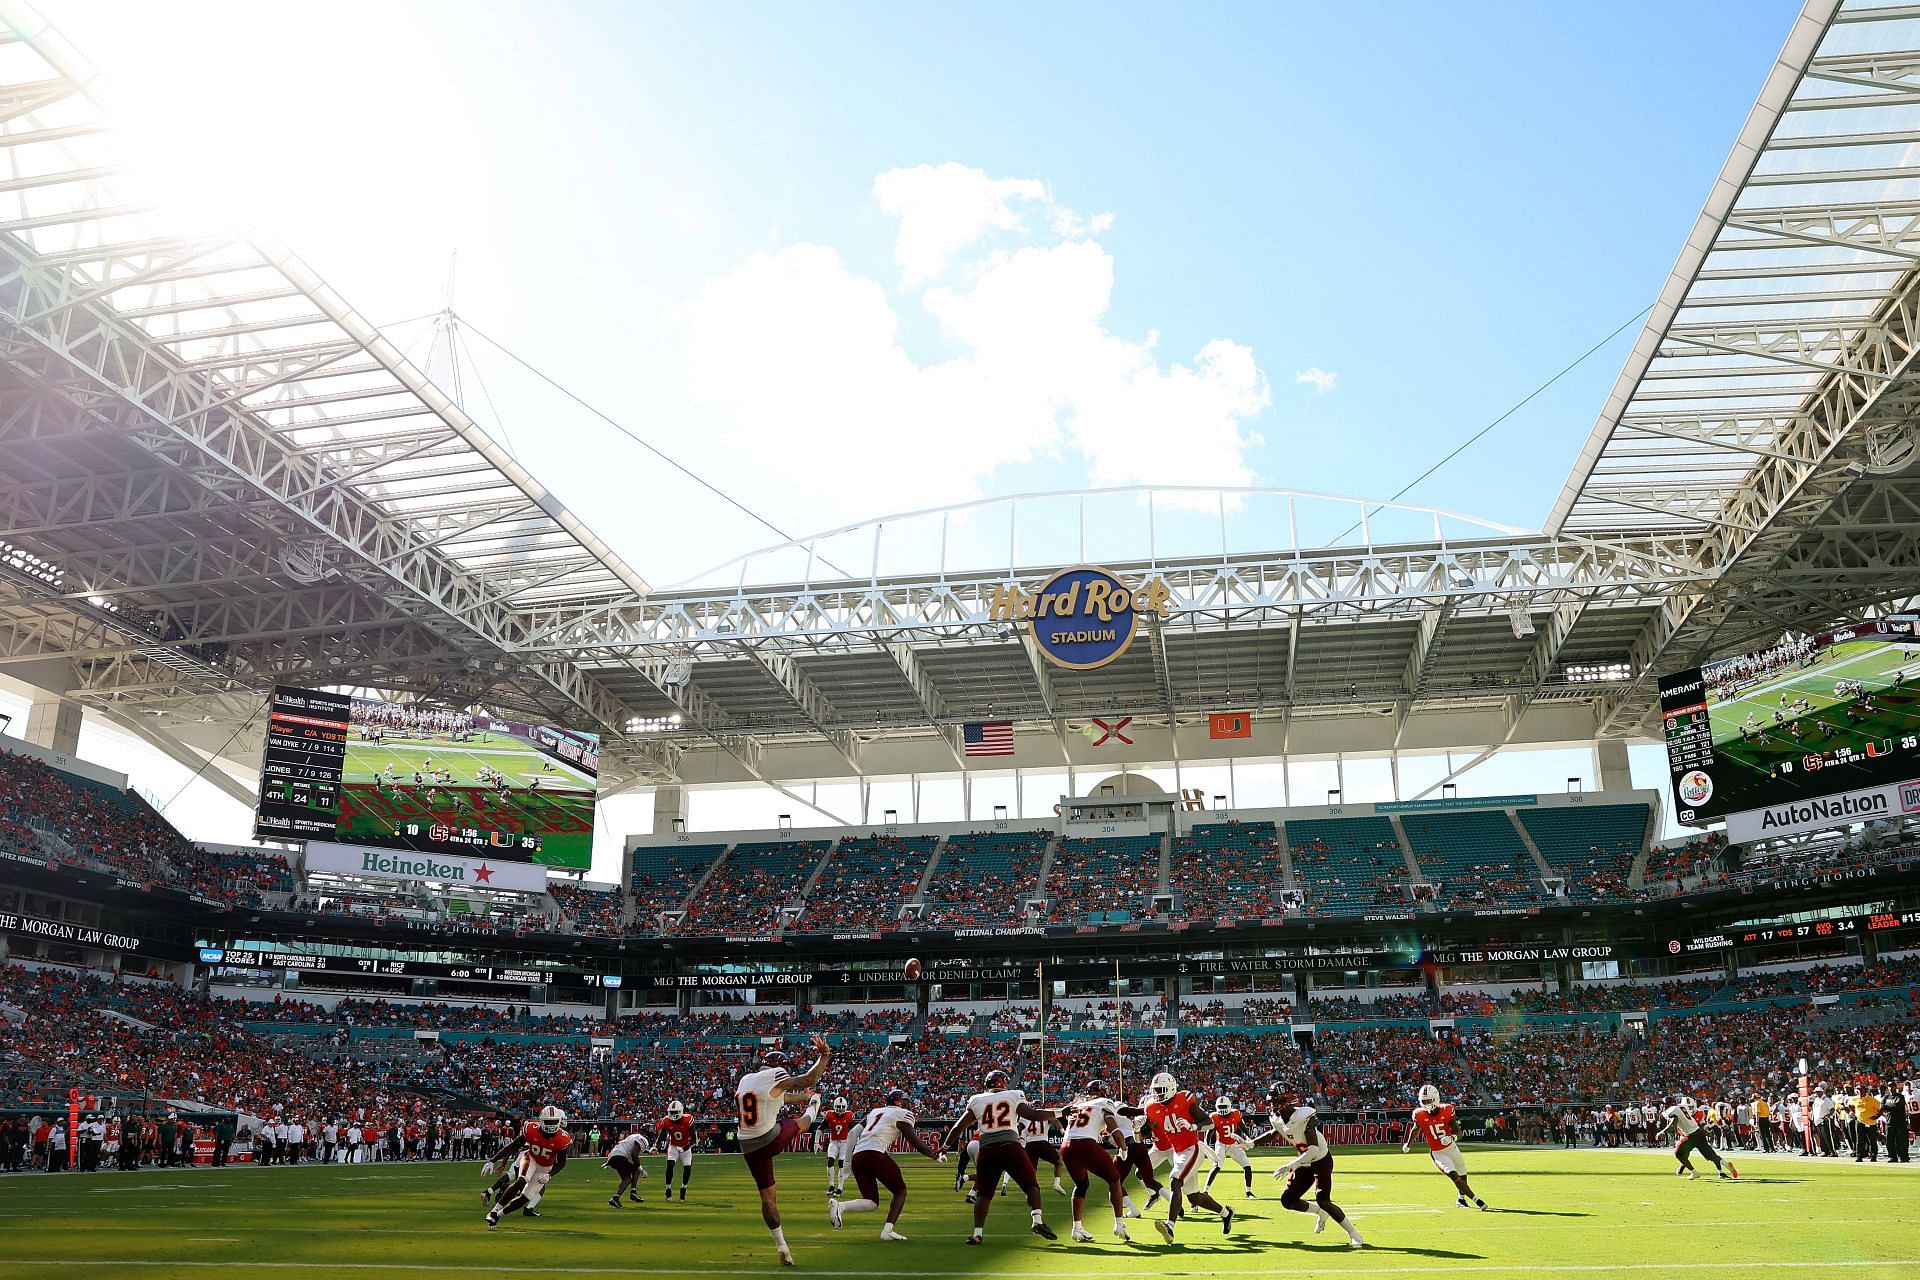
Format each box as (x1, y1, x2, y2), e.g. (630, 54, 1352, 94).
(990, 566, 1172, 670)
(1657, 616, 1920, 826)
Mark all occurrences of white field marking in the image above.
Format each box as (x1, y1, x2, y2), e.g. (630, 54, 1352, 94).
(6, 1262, 1920, 1276)
(86, 1184, 210, 1193)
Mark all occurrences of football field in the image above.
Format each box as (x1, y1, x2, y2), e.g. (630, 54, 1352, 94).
(3, 1148, 1916, 1280)
(1703, 641, 1920, 782)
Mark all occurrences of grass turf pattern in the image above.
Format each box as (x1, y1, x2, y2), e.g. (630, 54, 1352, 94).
(3, 1148, 1916, 1280)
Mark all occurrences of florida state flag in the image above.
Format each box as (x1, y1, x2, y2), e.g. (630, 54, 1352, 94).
(1208, 711, 1252, 740)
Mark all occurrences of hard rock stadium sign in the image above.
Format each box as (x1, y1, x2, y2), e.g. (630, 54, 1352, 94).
(989, 566, 1173, 671)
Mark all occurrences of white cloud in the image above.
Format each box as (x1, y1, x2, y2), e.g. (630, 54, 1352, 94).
(678, 167, 1272, 521)
(1295, 366, 1339, 394)
(872, 162, 1045, 285)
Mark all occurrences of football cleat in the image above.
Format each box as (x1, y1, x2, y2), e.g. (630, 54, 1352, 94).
(1155, 1219, 1176, 1244)
(965, 1236, 983, 1246)
(521, 1208, 540, 1218)
(1475, 1198, 1489, 1210)
(1312, 1206, 1329, 1234)
(1072, 1227, 1095, 1242)
(881, 1226, 907, 1241)
(1113, 1225, 1130, 1242)
(1245, 1187, 1256, 1200)
(777, 1249, 795, 1268)
(609, 1196, 623, 1209)
(1457, 1196, 1472, 1209)
(965, 1192, 977, 1204)
(1031, 1222, 1057, 1241)
(1724, 1163, 1739, 1180)
(829, 1199, 844, 1229)
(484, 1211, 500, 1230)
(1221, 1206, 1235, 1235)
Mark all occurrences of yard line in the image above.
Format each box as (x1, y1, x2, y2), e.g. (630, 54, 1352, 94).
(7, 1262, 1920, 1277)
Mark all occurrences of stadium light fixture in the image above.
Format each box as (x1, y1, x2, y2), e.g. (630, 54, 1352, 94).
(1565, 661, 1632, 684)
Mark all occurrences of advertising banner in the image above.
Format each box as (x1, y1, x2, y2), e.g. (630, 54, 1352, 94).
(303, 840, 549, 893)
(1724, 776, 1920, 842)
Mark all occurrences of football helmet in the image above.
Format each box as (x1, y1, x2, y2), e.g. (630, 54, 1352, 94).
(1268, 1082, 1298, 1113)
(763, 1048, 790, 1072)
(832, 1096, 848, 1112)
(1085, 1079, 1110, 1099)
(1150, 1072, 1178, 1102)
(666, 1101, 684, 1120)
(984, 1069, 1011, 1091)
(1417, 1084, 1441, 1109)
(537, 1105, 566, 1134)
(886, 1087, 911, 1108)
(1214, 1096, 1233, 1114)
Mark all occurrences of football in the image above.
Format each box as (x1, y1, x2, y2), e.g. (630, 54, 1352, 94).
(903, 957, 922, 981)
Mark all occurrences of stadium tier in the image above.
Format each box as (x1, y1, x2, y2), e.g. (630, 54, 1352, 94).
(793, 834, 939, 932)
(1042, 834, 1163, 924)
(1284, 814, 1409, 914)
(628, 843, 727, 927)
(914, 828, 1051, 928)
(1400, 808, 1547, 909)
(1169, 820, 1290, 921)
(1517, 804, 1652, 902)
(673, 840, 831, 935)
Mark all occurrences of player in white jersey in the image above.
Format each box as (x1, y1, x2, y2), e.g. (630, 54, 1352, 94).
(1018, 1111, 1068, 1195)
(1059, 1080, 1131, 1243)
(736, 1034, 833, 1266)
(942, 1069, 1060, 1244)
(1656, 1094, 1738, 1181)
(602, 1129, 652, 1207)
(1266, 1084, 1364, 1247)
(827, 1088, 946, 1240)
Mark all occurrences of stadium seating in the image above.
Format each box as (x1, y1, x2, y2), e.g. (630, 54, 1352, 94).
(1168, 820, 1291, 921)
(674, 840, 830, 935)
(1400, 809, 1547, 909)
(793, 834, 938, 932)
(916, 829, 1050, 929)
(1309, 1025, 1472, 1110)
(1517, 803, 1650, 901)
(627, 843, 727, 928)
(546, 881, 626, 936)
(1460, 1026, 1630, 1106)
(1644, 830, 1727, 890)
(1285, 816, 1409, 914)
(1041, 834, 1162, 924)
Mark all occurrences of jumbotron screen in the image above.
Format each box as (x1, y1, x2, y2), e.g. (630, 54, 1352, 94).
(253, 686, 598, 868)
(1658, 617, 1920, 826)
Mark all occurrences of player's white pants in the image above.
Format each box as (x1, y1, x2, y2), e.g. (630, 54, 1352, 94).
(1208, 1140, 1253, 1171)
(1149, 1144, 1171, 1169)
(1169, 1145, 1205, 1182)
(515, 1154, 555, 1208)
(828, 1138, 852, 1165)
(1429, 1142, 1467, 1177)
(666, 1144, 693, 1167)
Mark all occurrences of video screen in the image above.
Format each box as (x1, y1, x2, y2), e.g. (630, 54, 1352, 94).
(255, 686, 598, 868)
(1659, 617, 1920, 825)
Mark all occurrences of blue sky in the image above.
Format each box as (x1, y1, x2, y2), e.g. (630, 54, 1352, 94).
(11, 1, 1803, 872)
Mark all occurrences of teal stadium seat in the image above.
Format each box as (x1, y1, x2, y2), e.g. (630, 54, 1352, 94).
(795, 834, 939, 932)
(918, 830, 1049, 928)
(1044, 834, 1161, 924)
(1170, 821, 1290, 920)
(1285, 816, 1408, 915)
(1516, 804, 1650, 901)
(676, 840, 830, 934)
(1400, 809, 1547, 909)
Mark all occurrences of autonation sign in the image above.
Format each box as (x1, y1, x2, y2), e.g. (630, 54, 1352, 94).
(1725, 777, 1920, 843)
(989, 567, 1173, 671)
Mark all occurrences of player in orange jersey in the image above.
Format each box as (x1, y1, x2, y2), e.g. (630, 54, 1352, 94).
(482, 1106, 572, 1229)
(1202, 1095, 1256, 1199)
(1143, 1071, 1234, 1243)
(1403, 1084, 1487, 1209)
(655, 1101, 696, 1201)
(823, 1096, 858, 1197)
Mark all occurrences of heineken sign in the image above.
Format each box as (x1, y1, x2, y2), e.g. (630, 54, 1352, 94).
(304, 840, 549, 892)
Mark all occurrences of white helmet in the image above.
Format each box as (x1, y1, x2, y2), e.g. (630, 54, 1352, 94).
(666, 1101, 684, 1120)
(1150, 1072, 1178, 1102)
(537, 1105, 566, 1134)
(832, 1096, 848, 1112)
(1213, 1095, 1232, 1114)
(1417, 1084, 1441, 1109)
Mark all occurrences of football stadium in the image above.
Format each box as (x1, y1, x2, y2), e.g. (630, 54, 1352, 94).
(3, 1, 1920, 1279)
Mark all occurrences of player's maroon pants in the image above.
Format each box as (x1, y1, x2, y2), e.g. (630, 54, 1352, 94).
(973, 1138, 1038, 1196)
(1062, 1137, 1120, 1189)
(1118, 1139, 1162, 1189)
(741, 1118, 802, 1190)
(850, 1149, 905, 1201)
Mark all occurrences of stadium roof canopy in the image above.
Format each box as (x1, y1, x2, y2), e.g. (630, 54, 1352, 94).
(2, 0, 1920, 802)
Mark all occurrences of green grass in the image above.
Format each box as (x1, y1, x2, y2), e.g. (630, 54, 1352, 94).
(343, 737, 593, 795)
(3, 1148, 1916, 1280)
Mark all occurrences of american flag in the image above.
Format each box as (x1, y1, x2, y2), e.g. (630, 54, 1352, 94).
(962, 721, 1014, 757)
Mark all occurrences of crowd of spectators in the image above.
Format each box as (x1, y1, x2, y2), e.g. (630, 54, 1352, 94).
(547, 881, 626, 936)
(916, 830, 1048, 929)
(1041, 836, 1162, 924)
(792, 835, 935, 933)
(1168, 822, 1292, 922)
(1309, 991, 1432, 1021)
(1460, 1026, 1629, 1105)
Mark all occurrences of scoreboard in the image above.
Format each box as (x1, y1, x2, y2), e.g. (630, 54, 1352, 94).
(254, 687, 351, 841)
(200, 947, 620, 991)
(1667, 906, 1920, 955)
